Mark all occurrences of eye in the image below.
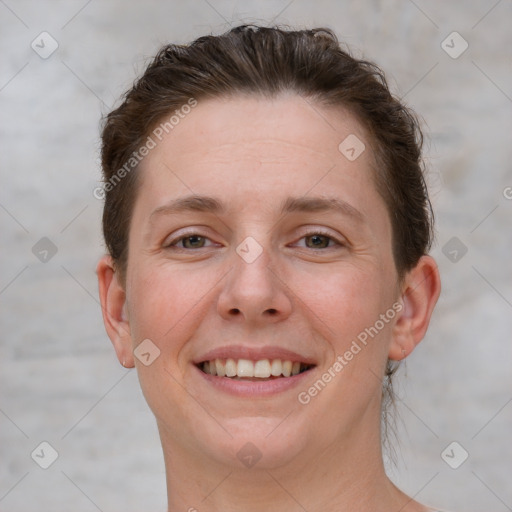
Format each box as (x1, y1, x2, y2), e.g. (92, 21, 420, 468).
(295, 231, 343, 249)
(305, 234, 331, 249)
(166, 233, 216, 249)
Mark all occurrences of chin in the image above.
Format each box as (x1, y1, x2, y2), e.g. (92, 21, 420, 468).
(197, 416, 313, 470)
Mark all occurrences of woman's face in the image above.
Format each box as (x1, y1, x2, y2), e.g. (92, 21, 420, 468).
(121, 94, 402, 469)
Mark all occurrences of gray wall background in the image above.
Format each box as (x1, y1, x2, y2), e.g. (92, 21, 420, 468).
(1, 1, 511, 511)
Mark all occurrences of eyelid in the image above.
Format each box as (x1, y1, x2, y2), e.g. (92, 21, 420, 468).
(162, 226, 347, 250)
(293, 227, 346, 247)
(163, 228, 218, 248)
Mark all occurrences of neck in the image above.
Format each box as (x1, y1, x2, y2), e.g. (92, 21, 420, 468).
(160, 416, 419, 512)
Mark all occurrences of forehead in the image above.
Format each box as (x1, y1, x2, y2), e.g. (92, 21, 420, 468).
(127, 94, 395, 276)
(151, 94, 368, 167)
(137, 95, 379, 204)
(129, 94, 393, 246)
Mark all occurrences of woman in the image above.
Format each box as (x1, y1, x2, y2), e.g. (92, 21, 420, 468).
(97, 25, 443, 512)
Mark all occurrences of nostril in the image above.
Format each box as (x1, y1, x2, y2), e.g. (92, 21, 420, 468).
(266, 308, 277, 315)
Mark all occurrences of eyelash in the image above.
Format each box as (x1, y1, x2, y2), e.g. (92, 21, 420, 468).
(165, 229, 343, 250)
(294, 229, 343, 249)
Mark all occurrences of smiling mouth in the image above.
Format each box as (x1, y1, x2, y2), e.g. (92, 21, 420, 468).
(197, 358, 314, 380)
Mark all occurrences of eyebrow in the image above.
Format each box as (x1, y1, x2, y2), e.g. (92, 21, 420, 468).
(279, 196, 364, 222)
(149, 194, 364, 223)
(150, 195, 225, 221)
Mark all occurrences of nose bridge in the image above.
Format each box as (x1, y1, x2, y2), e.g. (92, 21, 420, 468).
(232, 235, 275, 300)
(217, 233, 292, 322)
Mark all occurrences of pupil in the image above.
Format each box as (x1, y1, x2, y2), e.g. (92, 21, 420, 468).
(308, 235, 328, 248)
(185, 235, 204, 248)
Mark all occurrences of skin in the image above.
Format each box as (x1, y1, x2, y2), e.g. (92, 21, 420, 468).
(97, 94, 441, 512)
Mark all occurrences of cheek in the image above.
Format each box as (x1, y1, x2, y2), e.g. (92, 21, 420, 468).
(292, 264, 389, 345)
(126, 261, 217, 352)
(125, 263, 217, 422)
(291, 268, 395, 432)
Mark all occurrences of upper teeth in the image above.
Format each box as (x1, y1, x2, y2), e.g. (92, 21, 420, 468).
(202, 358, 307, 378)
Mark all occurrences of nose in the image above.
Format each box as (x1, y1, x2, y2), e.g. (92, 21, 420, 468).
(216, 242, 293, 325)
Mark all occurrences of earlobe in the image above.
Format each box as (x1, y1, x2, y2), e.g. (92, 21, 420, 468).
(389, 255, 441, 360)
(96, 255, 135, 368)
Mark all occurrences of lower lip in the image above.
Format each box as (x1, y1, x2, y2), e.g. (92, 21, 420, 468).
(193, 364, 315, 397)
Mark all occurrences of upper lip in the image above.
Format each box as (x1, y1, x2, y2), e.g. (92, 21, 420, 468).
(193, 345, 317, 365)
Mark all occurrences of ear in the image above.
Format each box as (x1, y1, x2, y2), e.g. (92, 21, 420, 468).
(97, 255, 134, 368)
(389, 255, 441, 360)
